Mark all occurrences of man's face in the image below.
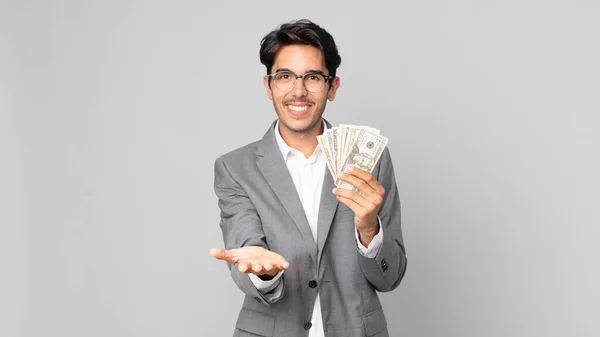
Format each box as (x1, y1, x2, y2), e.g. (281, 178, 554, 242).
(264, 44, 340, 135)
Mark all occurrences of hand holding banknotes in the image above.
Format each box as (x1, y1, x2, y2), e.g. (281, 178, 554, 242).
(333, 166, 384, 246)
(209, 246, 290, 278)
(317, 124, 389, 246)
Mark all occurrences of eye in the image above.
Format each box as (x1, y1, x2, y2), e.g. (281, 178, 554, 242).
(276, 72, 293, 81)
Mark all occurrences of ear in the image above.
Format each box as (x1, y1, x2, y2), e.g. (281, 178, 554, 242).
(264, 75, 273, 100)
(327, 76, 341, 101)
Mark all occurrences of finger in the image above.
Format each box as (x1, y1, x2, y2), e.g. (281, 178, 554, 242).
(346, 166, 383, 193)
(210, 248, 242, 264)
(209, 248, 228, 260)
(279, 260, 290, 270)
(333, 187, 376, 210)
(252, 263, 265, 274)
(336, 172, 376, 198)
(335, 195, 364, 216)
(266, 258, 289, 271)
(238, 261, 251, 273)
(264, 257, 289, 271)
(335, 175, 383, 207)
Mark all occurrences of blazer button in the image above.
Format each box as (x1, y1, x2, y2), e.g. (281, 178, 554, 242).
(381, 259, 388, 272)
(304, 322, 312, 330)
(308, 280, 318, 288)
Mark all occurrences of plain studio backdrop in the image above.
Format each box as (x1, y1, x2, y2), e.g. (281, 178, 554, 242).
(1, 0, 599, 336)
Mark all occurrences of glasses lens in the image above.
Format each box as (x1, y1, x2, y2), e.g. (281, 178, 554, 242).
(272, 72, 327, 92)
(273, 72, 295, 92)
(303, 73, 326, 92)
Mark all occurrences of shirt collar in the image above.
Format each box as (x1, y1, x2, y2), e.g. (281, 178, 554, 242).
(274, 119, 328, 162)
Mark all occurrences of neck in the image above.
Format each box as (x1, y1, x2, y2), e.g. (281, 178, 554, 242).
(279, 120, 323, 158)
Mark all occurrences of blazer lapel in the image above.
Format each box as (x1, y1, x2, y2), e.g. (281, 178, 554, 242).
(316, 170, 339, 268)
(316, 119, 339, 268)
(255, 121, 318, 264)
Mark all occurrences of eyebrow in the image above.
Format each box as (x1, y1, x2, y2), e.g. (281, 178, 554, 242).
(274, 68, 328, 76)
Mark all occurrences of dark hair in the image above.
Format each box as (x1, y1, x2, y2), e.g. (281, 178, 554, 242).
(259, 19, 342, 78)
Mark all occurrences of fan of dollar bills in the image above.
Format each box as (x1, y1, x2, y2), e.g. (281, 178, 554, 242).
(317, 125, 389, 192)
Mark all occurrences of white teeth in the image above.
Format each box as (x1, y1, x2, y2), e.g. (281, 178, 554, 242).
(288, 105, 309, 112)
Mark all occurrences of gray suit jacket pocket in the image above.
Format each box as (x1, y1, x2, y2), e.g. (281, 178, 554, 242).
(362, 307, 388, 337)
(235, 308, 275, 337)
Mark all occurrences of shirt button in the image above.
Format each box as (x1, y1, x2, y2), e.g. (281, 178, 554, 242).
(308, 280, 318, 288)
(304, 322, 312, 330)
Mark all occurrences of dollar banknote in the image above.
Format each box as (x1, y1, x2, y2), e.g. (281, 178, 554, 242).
(343, 126, 362, 164)
(335, 129, 389, 192)
(316, 124, 388, 189)
(332, 127, 340, 171)
(326, 129, 337, 174)
(317, 134, 337, 181)
(338, 124, 352, 171)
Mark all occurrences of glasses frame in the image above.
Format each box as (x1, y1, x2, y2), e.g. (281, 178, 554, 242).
(267, 70, 334, 93)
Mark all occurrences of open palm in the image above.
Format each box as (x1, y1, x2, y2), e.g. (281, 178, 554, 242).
(209, 246, 289, 277)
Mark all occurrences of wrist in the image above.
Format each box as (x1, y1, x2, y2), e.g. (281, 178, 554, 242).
(358, 230, 377, 246)
(358, 221, 379, 246)
(359, 218, 379, 235)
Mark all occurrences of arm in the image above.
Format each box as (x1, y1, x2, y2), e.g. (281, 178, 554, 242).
(212, 157, 286, 305)
(358, 148, 407, 291)
(335, 148, 407, 292)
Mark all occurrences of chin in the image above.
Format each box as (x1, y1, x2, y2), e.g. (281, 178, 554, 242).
(282, 118, 321, 133)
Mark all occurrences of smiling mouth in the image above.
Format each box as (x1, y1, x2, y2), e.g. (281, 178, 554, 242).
(287, 105, 310, 112)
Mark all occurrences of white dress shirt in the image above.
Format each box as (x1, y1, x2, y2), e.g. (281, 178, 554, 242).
(248, 120, 383, 336)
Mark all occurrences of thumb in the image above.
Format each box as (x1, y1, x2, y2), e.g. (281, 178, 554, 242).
(209, 248, 228, 260)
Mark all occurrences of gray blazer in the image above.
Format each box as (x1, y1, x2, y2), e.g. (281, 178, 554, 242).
(214, 120, 407, 337)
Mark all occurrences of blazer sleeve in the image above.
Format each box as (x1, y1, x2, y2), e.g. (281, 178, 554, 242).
(213, 156, 285, 305)
(357, 147, 408, 292)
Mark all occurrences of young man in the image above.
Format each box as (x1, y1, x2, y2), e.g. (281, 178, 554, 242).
(210, 19, 407, 337)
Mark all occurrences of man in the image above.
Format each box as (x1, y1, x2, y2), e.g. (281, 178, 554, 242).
(209, 19, 407, 337)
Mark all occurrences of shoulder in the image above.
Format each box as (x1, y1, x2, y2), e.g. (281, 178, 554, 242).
(378, 146, 394, 168)
(214, 140, 261, 168)
(213, 139, 267, 189)
(375, 146, 397, 180)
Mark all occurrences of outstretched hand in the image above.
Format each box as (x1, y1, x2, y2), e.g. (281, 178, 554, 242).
(209, 246, 289, 277)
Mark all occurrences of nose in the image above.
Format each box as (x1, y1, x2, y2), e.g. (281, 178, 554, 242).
(291, 76, 308, 97)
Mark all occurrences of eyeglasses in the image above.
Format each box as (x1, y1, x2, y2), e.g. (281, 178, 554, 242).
(267, 70, 334, 93)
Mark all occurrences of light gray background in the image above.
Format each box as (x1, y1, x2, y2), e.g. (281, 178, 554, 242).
(2, 1, 599, 336)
